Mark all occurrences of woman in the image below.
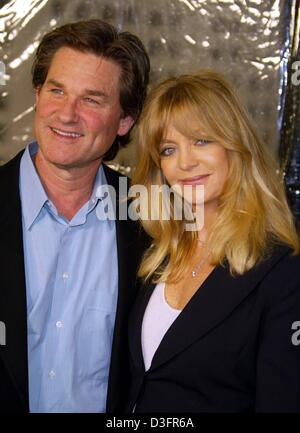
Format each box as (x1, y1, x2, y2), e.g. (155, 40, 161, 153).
(127, 70, 300, 413)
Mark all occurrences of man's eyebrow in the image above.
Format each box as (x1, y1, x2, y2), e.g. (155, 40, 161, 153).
(46, 79, 64, 88)
(45, 79, 108, 98)
(84, 89, 108, 98)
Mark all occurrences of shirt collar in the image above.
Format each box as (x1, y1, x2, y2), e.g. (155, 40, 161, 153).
(69, 165, 108, 226)
(20, 141, 49, 230)
(88, 166, 106, 214)
(20, 141, 111, 229)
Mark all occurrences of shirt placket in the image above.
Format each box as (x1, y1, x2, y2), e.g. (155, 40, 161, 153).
(40, 224, 73, 411)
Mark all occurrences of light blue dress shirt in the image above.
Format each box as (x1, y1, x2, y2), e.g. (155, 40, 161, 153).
(19, 142, 118, 413)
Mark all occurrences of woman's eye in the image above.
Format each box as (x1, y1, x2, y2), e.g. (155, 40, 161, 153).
(195, 138, 211, 146)
(160, 147, 174, 156)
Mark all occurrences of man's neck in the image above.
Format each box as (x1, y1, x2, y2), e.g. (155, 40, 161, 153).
(34, 152, 102, 221)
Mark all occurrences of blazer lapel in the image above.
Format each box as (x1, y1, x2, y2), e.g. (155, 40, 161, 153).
(129, 281, 156, 372)
(103, 164, 145, 412)
(0, 151, 29, 411)
(130, 246, 289, 373)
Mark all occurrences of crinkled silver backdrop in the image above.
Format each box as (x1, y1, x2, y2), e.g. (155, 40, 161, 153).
(0, 0, 299, 215)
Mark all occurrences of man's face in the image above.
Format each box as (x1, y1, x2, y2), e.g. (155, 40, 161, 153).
(34, 46, 133, 170)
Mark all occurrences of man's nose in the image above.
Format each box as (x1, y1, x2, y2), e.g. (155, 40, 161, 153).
(57, 97, 79, 123)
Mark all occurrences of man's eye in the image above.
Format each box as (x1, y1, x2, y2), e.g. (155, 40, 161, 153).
(160, 147, 174, 156)
(84, 97, 99, 105)
(50, 88, 63, 94)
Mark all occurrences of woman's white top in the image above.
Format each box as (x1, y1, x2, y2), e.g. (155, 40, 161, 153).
(141, 282, 182, 371)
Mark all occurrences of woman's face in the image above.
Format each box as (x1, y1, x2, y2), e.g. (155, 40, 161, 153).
(159, 124, 229, 214)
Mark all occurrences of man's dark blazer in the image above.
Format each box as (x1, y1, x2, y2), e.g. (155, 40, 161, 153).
(128, 246, 300, 412)
(0, 150, 144, 413)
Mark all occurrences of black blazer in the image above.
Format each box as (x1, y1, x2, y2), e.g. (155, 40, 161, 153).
(0, 150, 145, 413)
(128, 246, 300, 412)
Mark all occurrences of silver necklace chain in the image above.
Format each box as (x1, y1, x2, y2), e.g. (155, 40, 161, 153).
(191, 250, 210, 278)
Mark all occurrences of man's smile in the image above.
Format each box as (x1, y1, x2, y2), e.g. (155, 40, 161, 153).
(50, 126, 84, 138)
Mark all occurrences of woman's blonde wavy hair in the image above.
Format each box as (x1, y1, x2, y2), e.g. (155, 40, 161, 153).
(132, 70, 299, 282)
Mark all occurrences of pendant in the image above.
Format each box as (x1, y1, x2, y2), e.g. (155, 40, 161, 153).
(192, 270, 196, 277)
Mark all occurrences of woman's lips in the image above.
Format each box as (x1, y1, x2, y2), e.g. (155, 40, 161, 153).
(180, 174, 210, 185)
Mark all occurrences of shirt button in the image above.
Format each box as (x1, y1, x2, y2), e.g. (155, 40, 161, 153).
(56, 321, 63, 328)
(62, 272, 69, 280)
(48, 370, 56, 379)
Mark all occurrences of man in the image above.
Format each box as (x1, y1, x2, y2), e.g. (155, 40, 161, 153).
(0, 19, 150, 413)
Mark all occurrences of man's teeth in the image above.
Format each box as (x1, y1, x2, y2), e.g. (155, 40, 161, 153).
(52, 127, 82, 138)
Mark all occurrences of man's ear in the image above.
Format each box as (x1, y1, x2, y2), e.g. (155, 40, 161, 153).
(118, 115, 135, 136)
(35, 86, 41, 105)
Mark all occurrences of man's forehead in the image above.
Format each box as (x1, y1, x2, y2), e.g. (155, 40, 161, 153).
(49, 46, 119, 71)
(45, 47, 121, 91)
